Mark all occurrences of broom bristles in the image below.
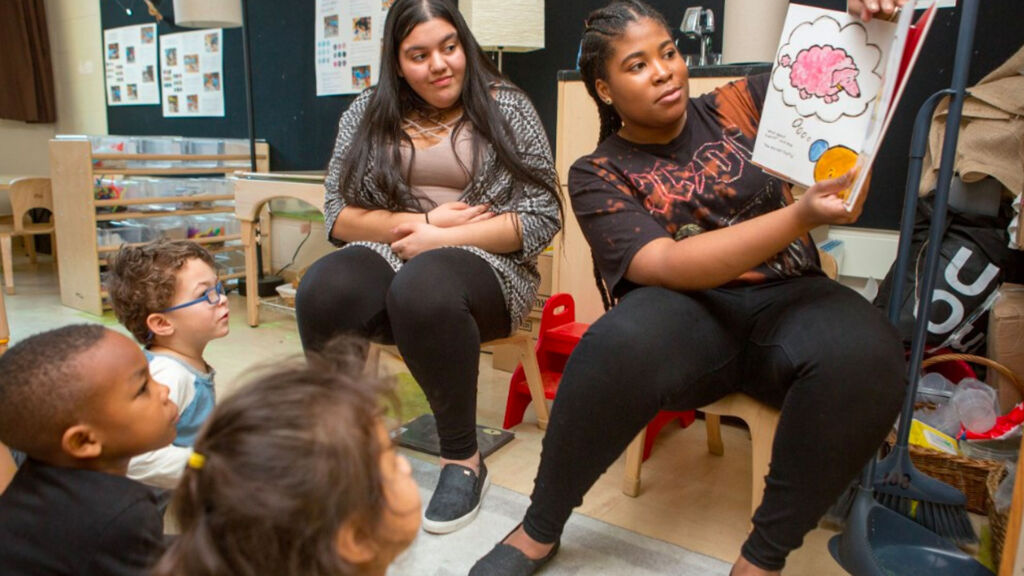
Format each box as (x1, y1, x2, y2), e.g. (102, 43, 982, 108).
(874, 492, 977, 545)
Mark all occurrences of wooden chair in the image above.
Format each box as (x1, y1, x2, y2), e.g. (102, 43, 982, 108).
(0, 178, 56, 294)
(623, 394, 781, 515)
(622, 250, 839, 515)
(367, 332, 551, 429)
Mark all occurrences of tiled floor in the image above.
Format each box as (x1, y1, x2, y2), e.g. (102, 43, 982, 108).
(4, 253, 851, 574)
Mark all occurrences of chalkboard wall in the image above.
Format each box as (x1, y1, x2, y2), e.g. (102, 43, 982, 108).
(101, 1, 1023, 230)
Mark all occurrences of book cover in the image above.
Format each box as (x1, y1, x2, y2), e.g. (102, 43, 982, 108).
(752, 3, 934, 209)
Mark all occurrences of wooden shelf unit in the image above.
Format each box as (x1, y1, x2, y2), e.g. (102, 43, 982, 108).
(49, 139, 269, 315)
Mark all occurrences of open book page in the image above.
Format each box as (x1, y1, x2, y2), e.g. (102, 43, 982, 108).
(751, 4, 901, 195)
(845, 1, 938, 210)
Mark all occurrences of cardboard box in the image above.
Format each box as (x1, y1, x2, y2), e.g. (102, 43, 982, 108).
(538, 252, 553, 296)
(988, 283, 1024, 412)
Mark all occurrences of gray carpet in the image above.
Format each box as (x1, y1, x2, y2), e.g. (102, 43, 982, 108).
(389, 457, 732, 575)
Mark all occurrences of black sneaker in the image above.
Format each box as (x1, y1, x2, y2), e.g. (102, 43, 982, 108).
(421, 461, 490, 534)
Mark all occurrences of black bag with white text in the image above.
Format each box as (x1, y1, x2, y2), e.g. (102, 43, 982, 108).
(874, 195, 1016, 354)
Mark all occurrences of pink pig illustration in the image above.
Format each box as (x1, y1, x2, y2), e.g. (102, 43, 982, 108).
(779, 45, 861, 104)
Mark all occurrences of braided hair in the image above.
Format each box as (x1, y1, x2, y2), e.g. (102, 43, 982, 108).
(577, 0, 670, 309)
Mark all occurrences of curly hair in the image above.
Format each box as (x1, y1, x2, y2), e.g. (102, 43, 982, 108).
(105, 239, 217, 345)
(0, 324, 109, 457)
(152, 337, 403, 576)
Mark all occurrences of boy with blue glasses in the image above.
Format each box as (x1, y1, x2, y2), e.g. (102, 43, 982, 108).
(106, 239, 230, 489)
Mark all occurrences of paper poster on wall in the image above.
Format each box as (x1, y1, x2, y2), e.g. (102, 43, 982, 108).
(161, 29, 225, 117)
(315, 0, 391, 96)
(104, 24, 160, 106)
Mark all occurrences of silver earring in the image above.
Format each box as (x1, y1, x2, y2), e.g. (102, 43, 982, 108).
(603, 98, 612, 105)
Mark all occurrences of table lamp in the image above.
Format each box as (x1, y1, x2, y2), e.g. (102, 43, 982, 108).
(460, 0, 545, 72)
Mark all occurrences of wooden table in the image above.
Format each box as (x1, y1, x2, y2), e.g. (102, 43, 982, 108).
(231, 172, 325, 327)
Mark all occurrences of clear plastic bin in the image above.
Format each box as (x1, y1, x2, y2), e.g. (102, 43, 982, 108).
(187, 138, 224, 168)
(150, 216, 188, 240)
(130, 137, 184, 168)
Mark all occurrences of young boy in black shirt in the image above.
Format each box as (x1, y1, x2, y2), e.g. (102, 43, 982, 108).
(0, 324, 179, 576)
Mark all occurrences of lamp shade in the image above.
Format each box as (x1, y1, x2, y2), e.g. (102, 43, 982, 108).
(461, 0, 544, 52)
(722, 0, 787, 64)
(173, 0, 243, 29)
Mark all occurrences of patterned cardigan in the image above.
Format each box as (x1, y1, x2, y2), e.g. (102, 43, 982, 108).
(322, 85, 562, 330)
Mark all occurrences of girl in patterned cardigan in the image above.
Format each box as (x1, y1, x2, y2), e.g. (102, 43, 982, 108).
(296, 0, 561, 536)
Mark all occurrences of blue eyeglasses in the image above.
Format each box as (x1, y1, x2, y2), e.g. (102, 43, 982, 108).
(160, 282, 225, 312)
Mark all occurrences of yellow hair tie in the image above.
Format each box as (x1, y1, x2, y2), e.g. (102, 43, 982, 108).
(188, 452, 206, 470)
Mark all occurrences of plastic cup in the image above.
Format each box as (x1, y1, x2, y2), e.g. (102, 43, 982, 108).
(952, 388, 997, 434)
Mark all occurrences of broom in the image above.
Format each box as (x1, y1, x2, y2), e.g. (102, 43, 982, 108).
(824, 74, 976, 544)
(870, 71, 977, 543)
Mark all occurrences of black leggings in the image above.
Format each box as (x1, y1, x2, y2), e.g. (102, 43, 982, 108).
(522, 277, 906, 571)
(295, 246, 511, 460)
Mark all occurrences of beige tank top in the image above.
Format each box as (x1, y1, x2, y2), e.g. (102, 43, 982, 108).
(400, 123, 475, 210)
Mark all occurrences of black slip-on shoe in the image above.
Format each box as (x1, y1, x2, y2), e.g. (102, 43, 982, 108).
(468, 526, 560, 576)
(422, 461, 490, 534)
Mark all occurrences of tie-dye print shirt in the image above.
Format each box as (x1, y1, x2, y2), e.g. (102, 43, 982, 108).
(568, 73, 820, 298)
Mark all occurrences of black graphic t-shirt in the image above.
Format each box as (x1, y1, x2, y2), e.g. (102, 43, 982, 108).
(568, 73, 820, 298)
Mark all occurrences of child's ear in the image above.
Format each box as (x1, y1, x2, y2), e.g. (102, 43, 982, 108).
(335, 522, 377, 565)
(61, 424, 102, 460)
(146, 312, 174, 338)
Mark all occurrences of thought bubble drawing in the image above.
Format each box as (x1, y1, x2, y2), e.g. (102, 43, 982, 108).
(772, 15, 882, 123)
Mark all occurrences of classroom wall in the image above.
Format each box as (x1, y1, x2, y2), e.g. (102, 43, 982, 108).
(0, 0, 106, 177)
(90, 0, 1024, 231)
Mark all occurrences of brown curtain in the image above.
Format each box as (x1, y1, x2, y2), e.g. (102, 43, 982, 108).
(0, 0, 56, 123)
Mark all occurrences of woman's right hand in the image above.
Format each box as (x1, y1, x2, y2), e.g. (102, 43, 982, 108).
(426, 202, 494, 228)
(794, 169, 865, 228)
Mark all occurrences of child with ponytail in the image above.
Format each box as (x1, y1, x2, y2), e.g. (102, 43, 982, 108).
(153, 339, 421, 576)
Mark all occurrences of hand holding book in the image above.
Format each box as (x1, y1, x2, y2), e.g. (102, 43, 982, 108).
(847, 0, 910, 23)
(752, 1, 937, 211)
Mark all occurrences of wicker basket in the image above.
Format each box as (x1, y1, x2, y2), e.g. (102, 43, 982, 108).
(892, 353, 1023, 514)
(987, 466, 1011, 568)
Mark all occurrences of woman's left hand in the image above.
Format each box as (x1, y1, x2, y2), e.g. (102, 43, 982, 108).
(848, 0, 909, 21)
(390, 222, 450, 260)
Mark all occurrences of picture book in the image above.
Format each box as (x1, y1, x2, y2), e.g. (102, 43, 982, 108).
(751, 2, 937, 210)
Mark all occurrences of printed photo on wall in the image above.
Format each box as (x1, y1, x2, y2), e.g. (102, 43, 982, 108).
(187, 94, 199, 113)
(167, 94, 179, 113)
(142, 65, 154, 82)
(324, 14, 339, 38)
(352, 65, 371, 90)
(141, 26, 155, 44)
(184, 54, 199, 73)
(353, 16, 372, 41)
(165, 48, 177, 67)
(203, 72, 221, 92)
(108, 43, 119, 60)
(111, 86, 122, 102)
(126, 46, 136, 63)
(205, 32, 219, 52)
(127, 84, 138, 100)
